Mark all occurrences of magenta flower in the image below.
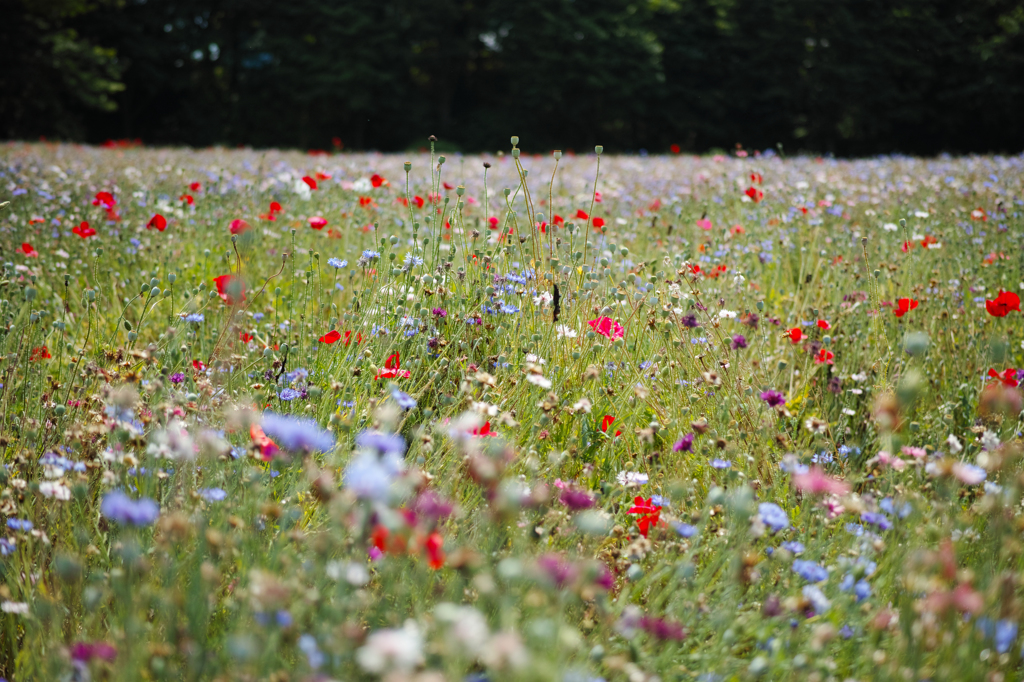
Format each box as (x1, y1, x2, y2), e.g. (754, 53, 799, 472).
(587, 316, 625, 339)
(759, 390, 786, 407)
(559, 488, 595, 511)
(731, 334, 748, 350)
(673, 433, 694, 452)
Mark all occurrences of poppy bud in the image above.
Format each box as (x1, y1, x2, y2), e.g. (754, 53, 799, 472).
(503, 188, 511, 197)
(595, 145, 603, 155)
(404, 161, 412, 172)
(128, 332, 137, 341)
(25, 287, 37, 301)
(899, 219, 906, 229)
(510, 136, 519, 146)
(87, 289, 96, 301)
(150, 287, 160, 298)
(823, 335, 831, 345)
(280, 343, 290, 354)
(169, 273, 176, 283)
(263, 348, 272, 358)
(389, 236, 398, 245)
(756, 300, 764, 310)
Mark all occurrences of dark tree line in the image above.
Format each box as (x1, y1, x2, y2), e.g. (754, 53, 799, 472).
(3, 0, 1023, 155)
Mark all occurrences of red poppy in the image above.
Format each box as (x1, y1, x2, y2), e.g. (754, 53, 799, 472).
(147, 214, 167, 231)
(552, 214, 565, 226)
(412, 196, 425, 209)
(627, 496, 662, 538)
(921, 234, 939, 249)
(315, 171, 332, 181)
(470, 421, 497, 437)
(250, 423, 279, 461)
(688, 263, 702, 275)
(670, 144, 681, 154)
(319, 330, 341, 344)
(269, 201, 282, 214)
(343, 331, 362, 346)
(239, 332, 254, 343)
(425, 532, 445, 569)
(189, 182, 202, 192)
(575, 209, 589, 220)
(30, 345, 51, 361)
(213, 274, 246, 305)
(786, 328, 804, 343)
(229, 219, 250, 234)
(705, 264, 728, 278)
(375, 352, 411, 380)
(370, 174, 386, 188)
(442, 182, 455, 190)
(816, 320, 831, 330)
(359, 196, 374, 207)
(92, 191, 116, 209)
(179, 194, 194, 206)
(72, 222, 96, 238)
(814, 348, 834, 365)
(309, 216, 328, 230)
(488, 216, 499, 230)
(21, 243, 38, 258)
(600, 415, 622, 437)
(750, 172, 763, 185)
(986, 290, 1021, 317)
(592, 217, 605, 229)
(192, 359, 206, 371)
(971, 207, 987, 221)
(988, 368, 1019, 388)
(745, 186, 764, 202)
(893, 298, 919, 318)
(594, 191, 603, 203)
(302, 176, 317, 190)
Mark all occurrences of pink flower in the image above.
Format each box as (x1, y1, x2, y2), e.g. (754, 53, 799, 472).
(587, 317, 624, 339)
(792, 466, 851, 496)
(821, 495, 845, 518)
(871, 451, 906, 471)
(696, 218, 712, 231)
(901, 446, 927, 459)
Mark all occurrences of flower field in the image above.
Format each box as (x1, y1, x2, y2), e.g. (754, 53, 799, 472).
(1, 139, 1023, 681)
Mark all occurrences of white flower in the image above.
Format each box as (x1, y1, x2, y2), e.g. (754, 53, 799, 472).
(718, 309, 737, 319)
(356, 620, 424, 674)
(842, 408, 856, 416)
(851, 372, 867, 382)
(572, 397, 593, 413)
(616, 471, 649, 486)
(533, 291, 553, 307)
(147, 420, 195, 460)
(981, 430, 1000, 452)
(39, 481, 71, 500)
(1, 601, 29, 615)
(481, 630, 529, 670)
(914, 211, 929, 218)
(293, 178, 312, 200)
(524, 353, 546, 365)
(882, 222, 898, 232)
(946, 434, 962, 454)
(435, 603, 490, 656)
(555, 325, 578, 339)
(470, 400, 499, 417)
(352, 177, 372, 192)
(526, 374, 552, 389)
(326, 561, 369, 586)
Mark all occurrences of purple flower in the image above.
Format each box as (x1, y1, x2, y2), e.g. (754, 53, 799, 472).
(673, 433, 694, 452)
(759, 390, 786, 407)
(639, 616, 686, 641)
(674, 522, 698, 538)
(860, 511, 892, 531)
(559, 488, 595, 511)
(711, 458, 731, 469)
(792, 559, 829, 583)
(100, 491, 160, 526)
(6, 519, 32, 532)
(758, 502, 789, 532)
(278, 388, 301, 401)
(731, 334, 748, 350)
(261, 413, 334, 453)
(390, 387, 417, 410)
(680, 314, 698, 328)
(70, 642, 117, 663)
(536, 554, 578, 588)
(169, 372, 185, 384)
(413, 490, 454, 521)
(431, 307, 447, 318)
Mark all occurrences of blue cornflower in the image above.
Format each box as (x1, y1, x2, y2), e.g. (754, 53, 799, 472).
(344, 450, 404, 501)
(185, 313, 204, 324)
(403, 252, 424, 267)
(391, 387, 417, 410)
(995, 620, 1018, 654)
(298, 634, 325, 670)
(362, 250, 380, 260)
(278, 388, 301, 401)
(860, 511, 892, 531)
(758, 503, 789, 533)
(802, 585, 831, 613)
(879, 497, 912, 518)
(261, 413, 334, 453)
(200, 488, 227, 502)
(711, 458, 731, 469)
(650, 495, 670, 507)
(100, 491, 160, 526)
(792, 560, 829, 583)
(286, 367, 308, 384)
(781, 541, 805, 555)
(674, 523, 698, 538)
(327, 258, 348, 269)
(6, 519, 32, 532)
(0, 538, 15, 556)
(355, 430, 406, 456)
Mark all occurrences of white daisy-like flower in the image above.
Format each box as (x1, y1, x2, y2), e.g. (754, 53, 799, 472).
(718, 309, 737, 319)
(555, 325, 578, 339)
(526, 374, 552, 389)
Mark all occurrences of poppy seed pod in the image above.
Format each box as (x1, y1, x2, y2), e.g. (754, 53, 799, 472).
(512, 149, 520, 159)
(456, 185, 465, 196)
(595, 145, 603, 155)
(511, 136, 519, 146)
(404, 161, 411, 172)
(503, 188, 511, 197)
(554, 150, 562, 159)
(438, 156, 446, 165)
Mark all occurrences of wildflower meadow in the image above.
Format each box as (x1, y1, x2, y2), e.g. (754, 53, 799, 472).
(1, 139, 1023, 682)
